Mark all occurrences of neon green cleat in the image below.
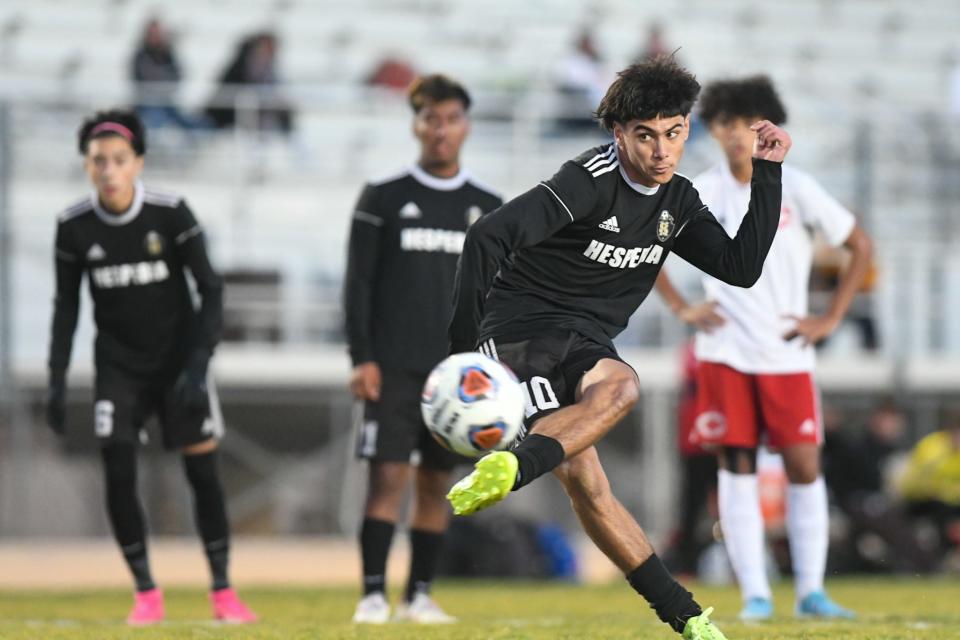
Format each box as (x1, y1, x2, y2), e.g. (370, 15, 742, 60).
(446, 451, 519, 515)
(683, 607, 728, 640)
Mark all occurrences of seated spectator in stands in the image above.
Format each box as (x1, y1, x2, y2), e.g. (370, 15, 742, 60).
(131, 18, 200, 131)
(823, 399, 939, 573)
(552, 28, 610, 132)
(366, 56, 417, 92)
(206, 32, 294, 134)
(900, 408, 960, 557)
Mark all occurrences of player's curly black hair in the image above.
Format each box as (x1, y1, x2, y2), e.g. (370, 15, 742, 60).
(408, 74, 472, 113)
(697, 75, 787, 126)
(594, 56, 700, 130)
(77, 109, 147, 156)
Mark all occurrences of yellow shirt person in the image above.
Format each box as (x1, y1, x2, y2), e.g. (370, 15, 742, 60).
(900, 429, 960, 507)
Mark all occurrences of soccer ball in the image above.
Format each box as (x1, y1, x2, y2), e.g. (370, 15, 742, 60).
(421, 352, 525, 458)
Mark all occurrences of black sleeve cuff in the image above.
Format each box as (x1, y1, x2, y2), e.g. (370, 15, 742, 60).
(751, 158, 783, 184)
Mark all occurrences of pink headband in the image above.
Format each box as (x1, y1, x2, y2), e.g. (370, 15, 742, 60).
(89, 122, 134, 142)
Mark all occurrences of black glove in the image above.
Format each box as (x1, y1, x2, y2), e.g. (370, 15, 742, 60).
(174, 349, 211, 415)
(46, 370, 67, 435)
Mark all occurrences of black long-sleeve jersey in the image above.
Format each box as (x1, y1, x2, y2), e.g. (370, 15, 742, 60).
(449, 143, 782, 352)
(48, 182, 223, 377)
(344, 165, 502, 374)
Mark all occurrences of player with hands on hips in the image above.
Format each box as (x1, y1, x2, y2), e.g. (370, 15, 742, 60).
(656, 76, 871, 621)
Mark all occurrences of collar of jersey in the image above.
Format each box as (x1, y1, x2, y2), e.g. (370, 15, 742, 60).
(408, 164, 470, 191)
(613, 144, 660, 196)
(90, 180, 145, 226)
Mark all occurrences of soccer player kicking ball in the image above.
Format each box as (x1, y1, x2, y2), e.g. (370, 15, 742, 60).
(655, 76, 871, 620)
(344, 75, 502, 624)
(46, 110, 256, 625)
(447, 56, 791, 639)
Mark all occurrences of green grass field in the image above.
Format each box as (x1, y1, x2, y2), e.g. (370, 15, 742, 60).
(1, 578, 958, 639)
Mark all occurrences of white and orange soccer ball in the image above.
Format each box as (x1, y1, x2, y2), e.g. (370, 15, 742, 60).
(420, 352, 525, 458)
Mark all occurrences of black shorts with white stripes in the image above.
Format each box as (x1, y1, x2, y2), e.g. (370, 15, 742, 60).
(478, 330, 627, 440)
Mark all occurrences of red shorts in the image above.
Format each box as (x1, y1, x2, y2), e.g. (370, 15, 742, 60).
(691, 361, 822, 450)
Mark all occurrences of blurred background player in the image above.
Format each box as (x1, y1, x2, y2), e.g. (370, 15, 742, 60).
(655, 75, 873, 620)
(45, 110, 255, 625)
(447, 56, 794, 640)
(343, 75, 502, 624)
(899, 406, 960, 560)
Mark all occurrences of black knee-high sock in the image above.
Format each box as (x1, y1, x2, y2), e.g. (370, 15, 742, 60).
(101, 445, 155, 592)
(512, 434, 566, 490)
(627, 554, 702, 634)
(183, 451, 231, 591)
(405, 529, 445, 602)
(360, 518, 395, 596)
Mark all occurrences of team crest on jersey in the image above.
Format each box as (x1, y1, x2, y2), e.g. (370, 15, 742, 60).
(466, 205, 482, 226)
(656, 210, 675, 242)
(144, 231, 164, 256)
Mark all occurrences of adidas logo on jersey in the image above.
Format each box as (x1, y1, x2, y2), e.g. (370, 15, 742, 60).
(599, 216, 620, 232)
(583, 239, 663, 268)
(399, 202, 422, 218)
(86, 244, 106, 261)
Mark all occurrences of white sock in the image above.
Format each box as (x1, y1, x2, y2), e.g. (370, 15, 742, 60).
(718, 469, 771, 602)
(786, 477, 829, 600)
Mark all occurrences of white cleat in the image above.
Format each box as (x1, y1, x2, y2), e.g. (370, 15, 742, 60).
(352, 592, 390, 624)
(394, 593, 457, 624)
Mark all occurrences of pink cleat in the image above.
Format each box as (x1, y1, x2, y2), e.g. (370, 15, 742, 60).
(127, 588, 164, 626)
(210, 587, 258, 624)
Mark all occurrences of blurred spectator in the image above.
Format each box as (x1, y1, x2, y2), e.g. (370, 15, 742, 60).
(552, 28, 610, 132)
(131, 18, 200, 131)
(900, 408, 960, 557)
(206, 32, 295, 133)
(823, 399, 940, 573)
(366, 56, 417, 91)
(635, 22, 671, 62)
(662, 342, 718, 577)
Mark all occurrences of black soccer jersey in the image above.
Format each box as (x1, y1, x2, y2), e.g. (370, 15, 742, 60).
(344, 164, 502, 373)
(449, 142, 782, 352)
(48, 182, 223, 376)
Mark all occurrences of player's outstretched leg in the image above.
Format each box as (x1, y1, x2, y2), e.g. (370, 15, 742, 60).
(183, 443, 257, 624)
(448, 359, 637, 515)
(101, 444, 164, 625)
(555, 448, 727, 638)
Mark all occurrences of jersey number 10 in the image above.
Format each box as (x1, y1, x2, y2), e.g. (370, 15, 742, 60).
(521, 376, 560, 418)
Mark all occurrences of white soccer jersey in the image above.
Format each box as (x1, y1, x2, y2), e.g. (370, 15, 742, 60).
(692, 163, 856, 373)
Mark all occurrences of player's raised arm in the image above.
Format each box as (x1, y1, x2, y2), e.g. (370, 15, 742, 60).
(448, 162, 597, 352)
(46, 222, 84, 434)
(672, 121, 791, 287)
